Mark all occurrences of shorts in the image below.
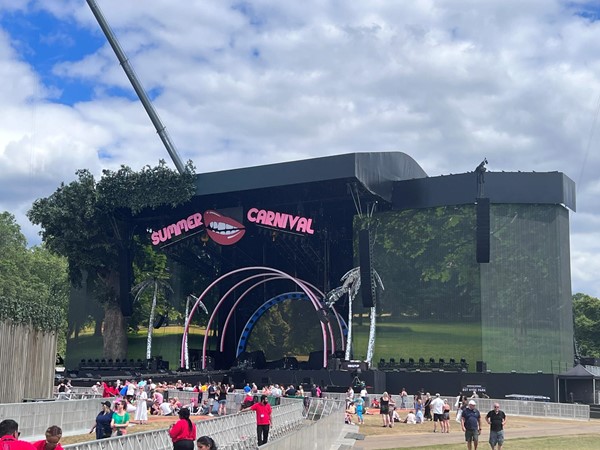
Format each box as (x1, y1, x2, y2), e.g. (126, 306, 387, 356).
(465, 429, 479, 442)
(219, 399, 227, 405)
(489, 430, 504, 446)
(433, 413, 443, 422)
(442, 412, 450, 420)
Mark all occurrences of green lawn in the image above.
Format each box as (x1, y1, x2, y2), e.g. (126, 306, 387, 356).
(393, 434, 599, 450)
(351, 320, 482, 368)
(66, 325, 205, 369)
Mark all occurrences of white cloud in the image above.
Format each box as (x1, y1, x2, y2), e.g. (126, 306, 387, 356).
(1, 1, 600, 296)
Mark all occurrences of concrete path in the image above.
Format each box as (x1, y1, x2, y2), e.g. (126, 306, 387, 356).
(355, 418, 600, 449)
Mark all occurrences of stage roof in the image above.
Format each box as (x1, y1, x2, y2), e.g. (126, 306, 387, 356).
(193, 152, 428, 204)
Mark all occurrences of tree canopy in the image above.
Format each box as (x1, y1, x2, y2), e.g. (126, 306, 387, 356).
(573, 292, 600, 357)
(27, 161, 197, 359)
(0, 212, 68, 348)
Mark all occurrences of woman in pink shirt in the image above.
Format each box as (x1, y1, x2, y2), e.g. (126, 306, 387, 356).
(169, 408, 196, 450)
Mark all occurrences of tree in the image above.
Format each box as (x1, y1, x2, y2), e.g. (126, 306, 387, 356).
(27, 161, 196, 359)
(131, 248, 173, 360)
(0, 211, 69, 352)
(573, 293, 600, 357)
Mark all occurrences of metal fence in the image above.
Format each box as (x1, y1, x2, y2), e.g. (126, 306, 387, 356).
(342, 392, 590, 421)
(262, 397, 346, 449)
(63, 397, 308, 450)
(461, 397, 589, 420)
(3, 398, 101, 439)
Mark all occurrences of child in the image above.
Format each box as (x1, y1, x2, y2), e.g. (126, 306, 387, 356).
(355, 398, 364, 425)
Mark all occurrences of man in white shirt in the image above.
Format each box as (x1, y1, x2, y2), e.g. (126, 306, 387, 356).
(430, 393, 445, 433)
(159, 401, 173, 416)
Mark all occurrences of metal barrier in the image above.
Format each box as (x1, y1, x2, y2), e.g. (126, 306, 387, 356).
(263, 398, 345, 449)
(342, 393, 590, 421)
(63, 397, 307, 450)
(463, 398, 589, 420)
(3, 398, 101, 439)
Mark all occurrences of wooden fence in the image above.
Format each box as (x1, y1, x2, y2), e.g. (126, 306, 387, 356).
(0, 320, 57, 403)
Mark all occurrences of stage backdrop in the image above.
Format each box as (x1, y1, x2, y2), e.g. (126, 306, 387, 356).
(352, 203, 573, 374)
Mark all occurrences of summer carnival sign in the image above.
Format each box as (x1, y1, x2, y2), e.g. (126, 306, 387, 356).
(150, 207, 315, 246)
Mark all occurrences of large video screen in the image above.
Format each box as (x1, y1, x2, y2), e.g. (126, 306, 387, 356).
(352, 204, 573, 373)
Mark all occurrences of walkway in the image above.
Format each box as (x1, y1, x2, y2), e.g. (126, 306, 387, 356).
(355, 417, 600, 449)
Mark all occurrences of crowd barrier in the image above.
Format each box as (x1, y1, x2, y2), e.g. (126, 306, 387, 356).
(342, 392, 590, 421)
(3, 398, 101, 439)
(263, 398, 345, 449)
(63, 398, 308, 450)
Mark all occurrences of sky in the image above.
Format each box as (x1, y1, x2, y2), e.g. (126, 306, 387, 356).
(1, 0, 600, 296)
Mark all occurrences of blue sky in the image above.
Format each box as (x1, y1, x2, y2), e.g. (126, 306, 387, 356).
(0, 8, 101, 104)
(1, 0, 600, 297)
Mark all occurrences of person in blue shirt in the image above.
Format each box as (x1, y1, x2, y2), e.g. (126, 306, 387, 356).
(90, 401, 113, 439)
(460, 400, 481, 450)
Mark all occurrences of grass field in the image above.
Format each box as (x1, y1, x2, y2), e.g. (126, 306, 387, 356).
(351, 320, 482, 367)
(401, 436, 599, 450)
(65, 326, 206, 368)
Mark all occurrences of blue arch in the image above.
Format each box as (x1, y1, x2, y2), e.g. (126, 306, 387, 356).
(236, 292, 348, 357)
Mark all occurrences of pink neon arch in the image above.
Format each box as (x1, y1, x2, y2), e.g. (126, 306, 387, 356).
(181, 266, 330, 369)
(219, 276, 345, 354)
(200, 269, 326, 368)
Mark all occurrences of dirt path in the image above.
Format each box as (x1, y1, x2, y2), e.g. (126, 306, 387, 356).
(356, 416, 600, 449)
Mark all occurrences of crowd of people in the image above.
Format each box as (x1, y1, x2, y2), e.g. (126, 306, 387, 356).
(344, 386, 507, 450)
(52, 377, 315, 448)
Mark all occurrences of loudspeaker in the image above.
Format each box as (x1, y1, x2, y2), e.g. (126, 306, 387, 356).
(327, 357, 342, 370)
(476, 198, 490, 263)
(153, 314, 165, 329)
(476, 361, 487, 373)
(359, 229, 375, 307)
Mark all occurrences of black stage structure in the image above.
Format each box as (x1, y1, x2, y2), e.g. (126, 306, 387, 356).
(67, 152, 577, 401)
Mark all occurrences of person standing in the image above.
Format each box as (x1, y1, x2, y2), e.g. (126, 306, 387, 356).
(423, 393, 432, 421)
(207, 382, 217, 417)
(90, 401, 113, 439)
(31, 426, 64, 450)
(399, 388, 408, 409)
(485, 403, 507, 450)
(360, 385, 368, 408)
(0, 420, 35, 450)
(442, 398, 451, 433)
(169, 408, 196, 450)
(379, 392, 391, 428)
(430, 393, 445, 432)
(461, 400, 482, 450)
(240, 394, 272, 446)
(110, 401, 130, 436)
(217, 385, 227, 416)
(135, 388, 148, 424)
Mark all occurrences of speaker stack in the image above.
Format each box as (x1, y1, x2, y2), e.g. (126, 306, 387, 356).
(359, 229, 376, 307)
(476, 198, 490, 263)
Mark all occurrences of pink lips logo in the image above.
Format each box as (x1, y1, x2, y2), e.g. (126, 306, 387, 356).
(204, 210, 246, 246)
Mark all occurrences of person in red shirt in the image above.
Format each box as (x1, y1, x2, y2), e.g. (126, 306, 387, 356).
(169, 408, 196, 450)
(0, 419, 35, 450)
(31, 426, 64, 450)
(240, 394, 272, 446)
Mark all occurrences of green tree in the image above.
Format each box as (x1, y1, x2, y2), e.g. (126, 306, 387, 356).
(0, 211, 69, 353)
(573, 293, 600, 357)
(131, 247, 173, 360)
(27, 161, 196, 359)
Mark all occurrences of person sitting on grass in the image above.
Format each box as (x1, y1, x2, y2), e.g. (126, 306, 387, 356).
(404, 410, 417, 424)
